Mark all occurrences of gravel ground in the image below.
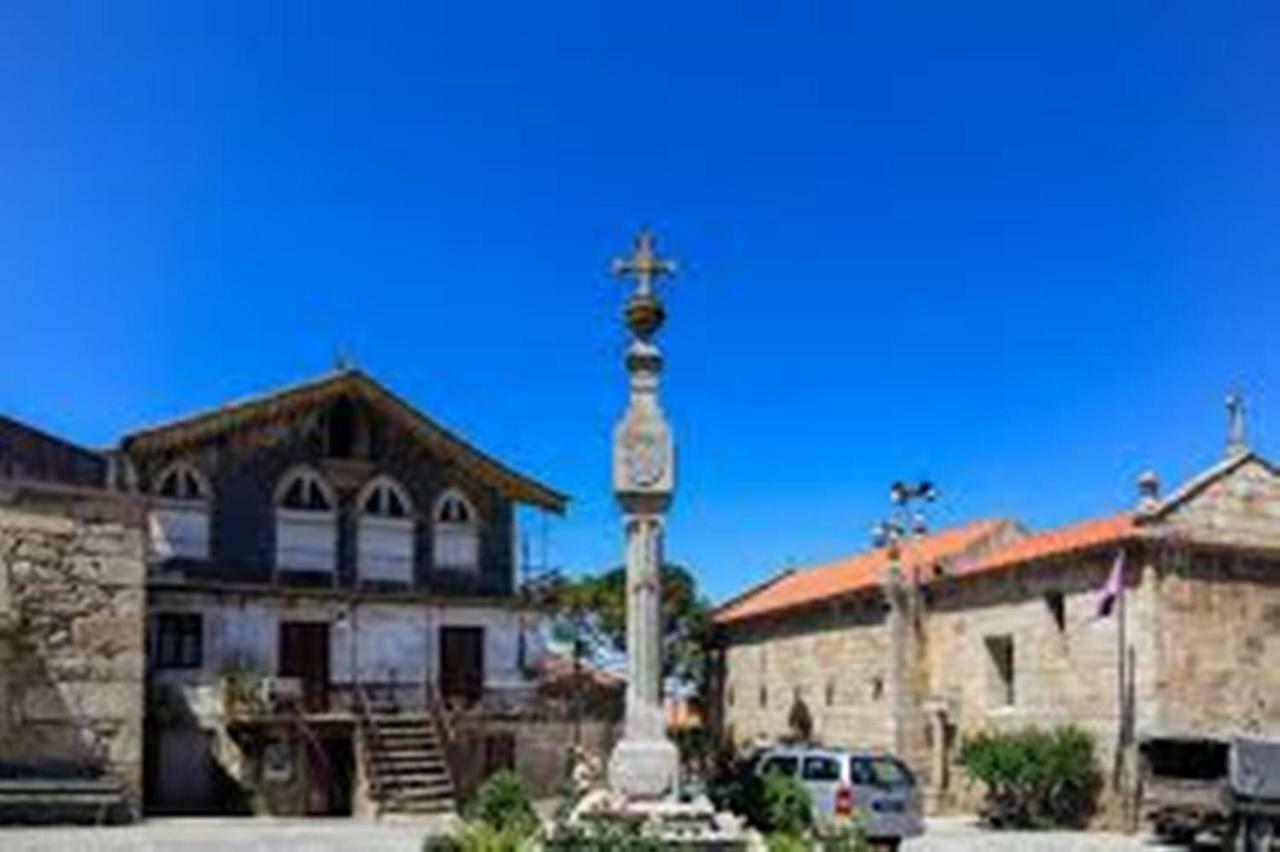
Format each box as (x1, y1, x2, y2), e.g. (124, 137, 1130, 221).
(0, 815, 1200, 851)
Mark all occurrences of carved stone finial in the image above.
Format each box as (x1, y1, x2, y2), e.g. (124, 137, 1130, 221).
(1137, 469, 1161, 511)
(612, 229, 676, 299)
(1227, 391, 1248, 457)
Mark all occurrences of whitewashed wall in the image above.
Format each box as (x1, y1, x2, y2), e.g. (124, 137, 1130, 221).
(149, 591, 535, 718)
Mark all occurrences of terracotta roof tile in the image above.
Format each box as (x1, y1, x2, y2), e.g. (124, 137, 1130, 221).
(958, 513, 1135, 578)
(714, 518, 1015, 625)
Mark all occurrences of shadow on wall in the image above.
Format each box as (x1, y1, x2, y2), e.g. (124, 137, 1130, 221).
(0, 497, 148, 817)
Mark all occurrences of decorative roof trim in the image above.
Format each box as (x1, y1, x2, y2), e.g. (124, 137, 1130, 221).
(120, 369, 568, 513)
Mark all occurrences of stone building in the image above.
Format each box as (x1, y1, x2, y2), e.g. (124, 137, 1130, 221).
(0, 415, 107, 487)
(713, 409, 1280, 823)
(112, 367, 573, 816)
(0, 473, 147, 822)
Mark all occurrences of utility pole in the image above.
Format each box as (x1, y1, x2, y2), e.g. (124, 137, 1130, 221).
(875, 480, 937, 758)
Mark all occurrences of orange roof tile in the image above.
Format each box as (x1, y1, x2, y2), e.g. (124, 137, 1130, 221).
(714, 519, 1015, 625)
(958, 513, 1135, 578)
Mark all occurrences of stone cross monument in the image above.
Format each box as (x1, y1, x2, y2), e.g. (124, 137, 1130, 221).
(607, 229, 681, 800)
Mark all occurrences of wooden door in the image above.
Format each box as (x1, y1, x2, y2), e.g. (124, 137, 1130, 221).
(439, 626, 484, 705)
(279, 622, 330, 713)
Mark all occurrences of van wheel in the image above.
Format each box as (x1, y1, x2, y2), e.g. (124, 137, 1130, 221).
(871, 841, 901, 852)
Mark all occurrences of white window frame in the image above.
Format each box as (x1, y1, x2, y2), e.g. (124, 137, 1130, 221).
(148, 462, 212, 561)
(356, 475, 416, 584)
(274, 466, 338, 575)
(433, 488, 480, 572)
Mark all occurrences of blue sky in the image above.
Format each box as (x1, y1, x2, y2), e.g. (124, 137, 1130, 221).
(1, 2, 1277, 603)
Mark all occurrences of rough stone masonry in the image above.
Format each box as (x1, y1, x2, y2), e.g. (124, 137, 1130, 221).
(0, 486, 146, 812)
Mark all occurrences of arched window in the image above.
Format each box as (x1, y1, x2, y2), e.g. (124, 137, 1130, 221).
(274, 467, 337, 574)
(433, 489, 480, 571)
(356, 476, 415, 584)
(149, 462, 212, 561)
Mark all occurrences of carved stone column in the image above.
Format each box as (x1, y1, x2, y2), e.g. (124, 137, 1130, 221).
(607, 231, 681, 800)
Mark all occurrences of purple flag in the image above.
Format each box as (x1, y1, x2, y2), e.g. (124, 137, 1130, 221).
(1096, 549, 1125, 618)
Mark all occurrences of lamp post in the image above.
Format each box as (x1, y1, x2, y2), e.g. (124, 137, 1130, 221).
(875, 479, 936, 757)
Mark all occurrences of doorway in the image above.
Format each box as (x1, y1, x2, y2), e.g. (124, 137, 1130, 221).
(279, 621, 331, 712)
(439, 626, 484, 705)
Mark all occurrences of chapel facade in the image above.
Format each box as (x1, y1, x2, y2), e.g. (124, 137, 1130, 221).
(713, 406, 1280, 825)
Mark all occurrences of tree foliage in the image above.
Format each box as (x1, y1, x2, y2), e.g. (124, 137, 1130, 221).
(523, 563, 713, 690)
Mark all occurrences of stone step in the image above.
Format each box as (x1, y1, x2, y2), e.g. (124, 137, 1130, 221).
(0, 779, 122, 795)
(387, 786, 455, 802)
(0, 792, 132, 826)
(379, 772, 452, 787)
(375, 755, 447, 768)
(375, 728, 438, 739)
(385, 797, 455, 815)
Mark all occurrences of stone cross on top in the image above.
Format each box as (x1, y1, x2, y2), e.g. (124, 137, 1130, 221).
(612, 229, 676, 299)
(1227, 391, 1249, 457)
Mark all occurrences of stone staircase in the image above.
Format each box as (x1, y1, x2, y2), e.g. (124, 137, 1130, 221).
(0, 775, 133, 825)
(363, 713, 456, 816)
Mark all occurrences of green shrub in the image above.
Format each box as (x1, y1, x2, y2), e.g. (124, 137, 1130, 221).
(765, 831, 811, 852)
(817, 818, 870, 852)
(958, 725, 1101, 829)
(760, 772, 814, 836)
(423, 822, 529, 852)
(465, 770, 539, 837)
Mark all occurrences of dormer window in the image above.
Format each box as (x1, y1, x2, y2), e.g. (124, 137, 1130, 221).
(434, 489, 479, 572)
(274, 467, 337, 575)
(357, 476, 415, 585)
(149, 462, 211, 561)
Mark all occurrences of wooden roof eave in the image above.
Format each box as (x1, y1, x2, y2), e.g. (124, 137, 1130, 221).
(120, 370, 568, 514)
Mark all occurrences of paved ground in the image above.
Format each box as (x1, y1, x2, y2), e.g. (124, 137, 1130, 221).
(0, 815, 1202, 851)
(903, 817, 1191, 851)
(0, 816, 457, 852)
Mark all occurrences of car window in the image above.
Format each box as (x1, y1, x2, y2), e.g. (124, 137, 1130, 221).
(802, 755, 841, 782)
(761, 756, 799, 777)
(870, 757, 914, 788)
(850, 758, 875, 785)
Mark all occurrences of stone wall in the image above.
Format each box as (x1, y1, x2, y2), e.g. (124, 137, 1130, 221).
(721, 597, 895, 752)
(451, 717, 621, 801)
(922, 552, 1157, 820)
(0, 493, 146, 810)
(1153, 551, 1280, 736)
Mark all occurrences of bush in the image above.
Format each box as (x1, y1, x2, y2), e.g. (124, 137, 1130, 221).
(465, 770, 539, 837)
(423, 822, 529, 852)
(759, 772, 814, 836)
(765, 831, 811, 852)
(958, 725, 1102, 829)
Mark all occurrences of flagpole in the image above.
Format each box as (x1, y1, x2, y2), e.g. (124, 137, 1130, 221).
(1116, 547, 1128, 821)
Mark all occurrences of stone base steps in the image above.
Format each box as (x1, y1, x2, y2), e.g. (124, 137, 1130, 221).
(0, 778, 133, 825)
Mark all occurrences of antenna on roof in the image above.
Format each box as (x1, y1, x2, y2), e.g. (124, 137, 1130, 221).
(334, 346, 356, 372)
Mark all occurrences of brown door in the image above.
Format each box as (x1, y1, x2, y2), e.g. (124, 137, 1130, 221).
(439, 626, 484, 705)
(279, 622, 330, 712)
